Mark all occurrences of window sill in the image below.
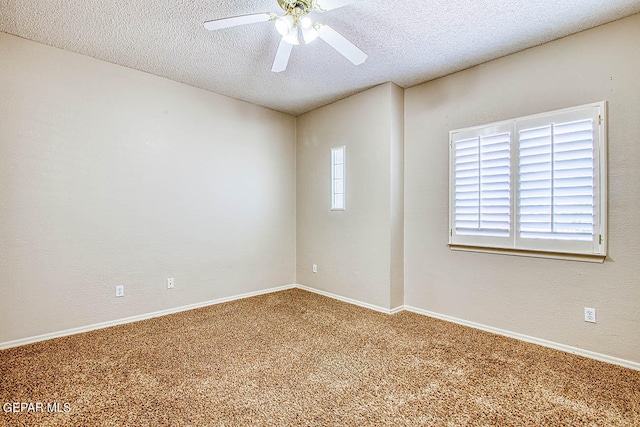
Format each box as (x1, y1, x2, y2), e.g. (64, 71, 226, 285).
(448, 244, 606, 263)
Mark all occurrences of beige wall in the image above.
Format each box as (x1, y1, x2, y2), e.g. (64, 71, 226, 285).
(296, 82, 404, 310)
(0, 33, 296, 344)
(404, 14, 640, 363)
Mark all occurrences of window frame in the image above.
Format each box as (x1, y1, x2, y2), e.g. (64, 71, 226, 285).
(448, 101, 607, 260)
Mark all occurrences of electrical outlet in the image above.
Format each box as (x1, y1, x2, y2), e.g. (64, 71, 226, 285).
(584, 307, 596, 323)
(312, 264, 317, 273)
(115, 285, 124, 297)
(167, 278, 175, 289)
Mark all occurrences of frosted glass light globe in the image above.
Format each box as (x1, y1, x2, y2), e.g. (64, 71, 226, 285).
(300, 16, 313, 29)
(275, 16, 292, 35)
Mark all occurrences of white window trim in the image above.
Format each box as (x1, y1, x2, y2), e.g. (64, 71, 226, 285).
(448, 101, 607, 260)
(331, 145, 346, 211)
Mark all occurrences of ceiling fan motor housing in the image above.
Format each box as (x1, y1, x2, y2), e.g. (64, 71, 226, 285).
(278, 0, 314, 17)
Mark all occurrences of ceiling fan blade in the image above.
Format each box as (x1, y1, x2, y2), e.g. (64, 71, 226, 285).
(272, 38, 294, 72)
(203, 13, 274, 31)
(315, 0, 357, 11)
(317, 24, 367, 65)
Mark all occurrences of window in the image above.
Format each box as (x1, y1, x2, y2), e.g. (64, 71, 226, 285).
(449, 102, 606, 258)
(331, 146, 345, 210)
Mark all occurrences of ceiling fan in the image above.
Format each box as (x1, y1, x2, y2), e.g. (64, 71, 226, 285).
(203, 0, 367, 73)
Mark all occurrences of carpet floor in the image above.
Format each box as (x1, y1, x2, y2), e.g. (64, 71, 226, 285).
(1, 288, 639, 426)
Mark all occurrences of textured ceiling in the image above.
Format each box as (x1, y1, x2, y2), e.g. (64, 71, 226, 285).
(1, 0, 640, 116)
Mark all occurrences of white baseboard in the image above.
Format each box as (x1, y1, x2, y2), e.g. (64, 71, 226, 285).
(0, 284, 296, 351)
(403, 305, 640, 372)
(389, 306, 405, 315)
(295, 284, 402, 315)
(2, 284, 638, 371)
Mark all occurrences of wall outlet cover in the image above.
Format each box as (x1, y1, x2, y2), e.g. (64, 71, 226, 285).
(584, 307, 596, 323)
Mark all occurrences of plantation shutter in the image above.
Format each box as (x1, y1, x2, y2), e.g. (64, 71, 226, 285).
(449, 102, 605, 257)
(516, 107, 602, 254)
(450, 125, 512, 247)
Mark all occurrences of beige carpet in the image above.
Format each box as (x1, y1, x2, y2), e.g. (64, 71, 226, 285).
(1, 289, 639, 426)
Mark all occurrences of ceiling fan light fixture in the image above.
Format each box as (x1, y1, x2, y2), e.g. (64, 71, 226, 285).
(300, 16, 313, 29)
(275, 15, 294, 36)
(302, 25, 319, 44)
(283, 26, 300, 45)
